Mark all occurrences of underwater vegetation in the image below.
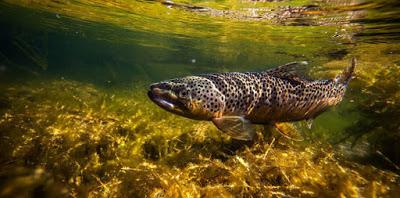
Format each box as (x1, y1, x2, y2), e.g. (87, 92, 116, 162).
(0, 79, 399, 197)
(1, 0, 400, 197)
(333, 44, 400, 172)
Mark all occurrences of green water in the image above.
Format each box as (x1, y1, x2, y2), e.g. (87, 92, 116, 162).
(0, 0, 399, 197)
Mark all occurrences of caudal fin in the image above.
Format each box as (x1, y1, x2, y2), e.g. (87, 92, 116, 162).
(335, 58, 356, 85)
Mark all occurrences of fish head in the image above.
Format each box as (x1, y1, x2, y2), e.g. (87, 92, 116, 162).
(148, 76, 224, 120)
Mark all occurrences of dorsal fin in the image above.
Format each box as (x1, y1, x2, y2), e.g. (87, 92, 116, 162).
(264, 61, 310, 85)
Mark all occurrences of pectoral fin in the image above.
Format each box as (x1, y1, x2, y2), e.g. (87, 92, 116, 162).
(274, 122, 304, 141)
(212, 116, 256, 141)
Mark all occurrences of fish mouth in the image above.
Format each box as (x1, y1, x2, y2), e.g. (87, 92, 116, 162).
(147, 86, 187, 115)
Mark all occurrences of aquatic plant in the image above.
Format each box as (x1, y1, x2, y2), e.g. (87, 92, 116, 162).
(0, 79, 398, 197)
(1, 0, 400, 197)
(342, 44, 400, 171)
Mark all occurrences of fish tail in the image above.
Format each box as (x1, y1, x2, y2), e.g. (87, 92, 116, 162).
(335, 57, 356, 85)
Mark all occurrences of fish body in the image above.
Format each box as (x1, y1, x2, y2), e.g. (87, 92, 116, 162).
(148, 59, 356, 140)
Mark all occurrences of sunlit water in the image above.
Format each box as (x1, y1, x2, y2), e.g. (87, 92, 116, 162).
(0, 0, 399, 197)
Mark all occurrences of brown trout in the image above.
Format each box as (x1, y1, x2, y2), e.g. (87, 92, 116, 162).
(148, 59, 356, 140)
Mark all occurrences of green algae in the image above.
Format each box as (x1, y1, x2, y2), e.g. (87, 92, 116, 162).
(0, 79, 399, 197)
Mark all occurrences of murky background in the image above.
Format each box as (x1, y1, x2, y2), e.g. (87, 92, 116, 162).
(0, 0, 399, 197)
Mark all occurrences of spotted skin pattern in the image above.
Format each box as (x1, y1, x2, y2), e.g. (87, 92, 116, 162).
(163, 72, 345, 125)
(149, 60, 355, 132)
(201, 71, 346, 123)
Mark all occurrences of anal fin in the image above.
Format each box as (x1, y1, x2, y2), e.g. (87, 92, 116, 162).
(212, 116, 256, 141)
